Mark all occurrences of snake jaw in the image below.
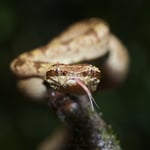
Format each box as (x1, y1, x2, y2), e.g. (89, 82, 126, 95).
(46, 76, 98, 111)
(66, 77, 99, 111)
(45, 70, 100, 111)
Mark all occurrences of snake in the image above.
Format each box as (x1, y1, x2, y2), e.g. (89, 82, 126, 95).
(10, 18, 129, 110)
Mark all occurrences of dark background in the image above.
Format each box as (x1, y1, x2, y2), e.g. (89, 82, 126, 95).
(0, 0, 150, 149)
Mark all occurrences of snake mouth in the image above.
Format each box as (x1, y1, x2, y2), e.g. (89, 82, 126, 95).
(65, 78, 99, 111)
(45, 75, 99, 111)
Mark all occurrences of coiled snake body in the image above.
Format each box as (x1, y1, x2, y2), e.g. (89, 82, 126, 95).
(10, 18, 129, 109)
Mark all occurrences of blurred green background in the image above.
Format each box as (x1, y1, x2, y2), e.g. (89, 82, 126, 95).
(0, 0, 150, 149)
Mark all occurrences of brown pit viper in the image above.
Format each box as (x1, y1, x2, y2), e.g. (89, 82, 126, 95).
(10, 18, 129, 110)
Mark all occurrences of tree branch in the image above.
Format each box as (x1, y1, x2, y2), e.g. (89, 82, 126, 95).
(40, 88, 122, 150)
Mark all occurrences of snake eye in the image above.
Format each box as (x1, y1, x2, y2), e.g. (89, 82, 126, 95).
(88, 67, 93, 76)
(87, 66, 101, 81)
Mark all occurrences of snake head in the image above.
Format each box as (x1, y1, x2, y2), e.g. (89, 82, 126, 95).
(45, 64, 101, 95)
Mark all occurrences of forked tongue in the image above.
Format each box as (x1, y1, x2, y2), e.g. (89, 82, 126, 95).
(70, 78, 99, 111)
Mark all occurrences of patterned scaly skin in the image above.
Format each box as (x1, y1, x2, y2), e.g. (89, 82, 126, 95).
(10, 18, 129, 99)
